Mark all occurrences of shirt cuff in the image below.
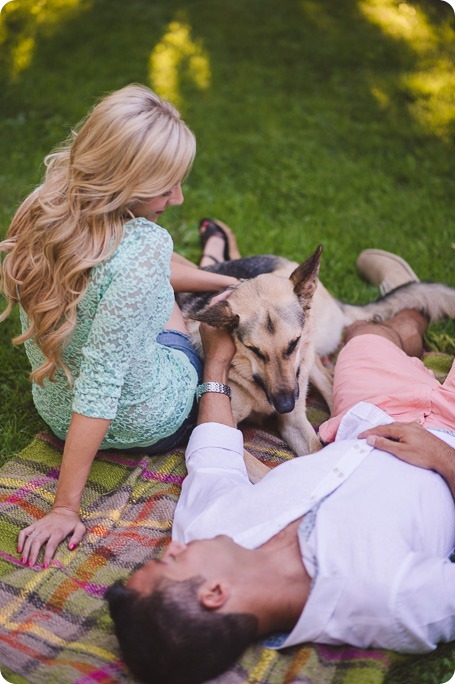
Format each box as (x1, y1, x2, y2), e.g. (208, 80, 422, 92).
(186, 422, 244, 461)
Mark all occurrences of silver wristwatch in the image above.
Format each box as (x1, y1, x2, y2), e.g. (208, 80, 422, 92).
(196, 382, 232, 402)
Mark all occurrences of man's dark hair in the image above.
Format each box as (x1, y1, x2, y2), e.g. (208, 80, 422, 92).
(105, 575, 259, 684)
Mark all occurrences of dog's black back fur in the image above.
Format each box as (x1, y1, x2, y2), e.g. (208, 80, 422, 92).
(201, 255, 286, 279)
(177, 255, 289, 315)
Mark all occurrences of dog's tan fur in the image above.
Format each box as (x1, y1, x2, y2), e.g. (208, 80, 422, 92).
(186, 246, 332, 455)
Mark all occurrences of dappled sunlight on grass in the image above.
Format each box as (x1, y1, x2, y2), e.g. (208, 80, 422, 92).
(148, 17, 211, 105)
(359, 0, 454, 141)
(359, 0, 438, 51)
(402, 59, 454, 140)
(299, 0, 340, 30)
(1, 0, 91, 80)
(370, 85, 391, 109)
(9, 33, 32, 75)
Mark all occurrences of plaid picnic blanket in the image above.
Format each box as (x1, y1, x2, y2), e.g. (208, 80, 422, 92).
(0, 351, 454, 684)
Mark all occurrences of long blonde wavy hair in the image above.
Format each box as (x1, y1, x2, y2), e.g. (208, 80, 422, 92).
(0, 84, 196, 385)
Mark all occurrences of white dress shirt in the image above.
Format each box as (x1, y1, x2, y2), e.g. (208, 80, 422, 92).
(173, 402, 455, 654)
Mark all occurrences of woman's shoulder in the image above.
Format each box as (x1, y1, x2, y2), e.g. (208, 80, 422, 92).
(110, 217, 173, 264)
(89, 219, 173, 290)
(122, 216, 173, 247)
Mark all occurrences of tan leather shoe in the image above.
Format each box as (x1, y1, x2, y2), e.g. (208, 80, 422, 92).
(356, 249, 420, 295)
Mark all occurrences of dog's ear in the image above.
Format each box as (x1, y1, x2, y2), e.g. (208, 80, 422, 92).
(191, 301, 240, 332)
(290, 245, 322, 301)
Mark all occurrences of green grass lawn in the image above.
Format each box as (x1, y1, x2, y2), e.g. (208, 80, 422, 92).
(0, 0, 454, 463)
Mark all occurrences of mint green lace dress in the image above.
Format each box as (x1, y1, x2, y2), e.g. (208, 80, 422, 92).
(21, 218, 199, 449)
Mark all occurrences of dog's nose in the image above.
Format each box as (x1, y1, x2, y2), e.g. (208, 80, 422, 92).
(272, 392, 296, 414)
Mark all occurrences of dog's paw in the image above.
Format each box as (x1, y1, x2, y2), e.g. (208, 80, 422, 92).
(309, 436, 324, 453)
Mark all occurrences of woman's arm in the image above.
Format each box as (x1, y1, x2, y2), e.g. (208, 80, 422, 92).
(170, 261, 239, 293)
(171, 251, 198, 269)
(358, 422, 455, 498)
(17, 413, 111, 568)
(18, 229, 173, 568)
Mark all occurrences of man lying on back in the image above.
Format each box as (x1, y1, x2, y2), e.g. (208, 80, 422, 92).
(107, 256, 455, 684)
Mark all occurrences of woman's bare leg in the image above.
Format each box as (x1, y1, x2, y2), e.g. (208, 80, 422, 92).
(199, 219, 241, 268)
(199, 235, 227, 268)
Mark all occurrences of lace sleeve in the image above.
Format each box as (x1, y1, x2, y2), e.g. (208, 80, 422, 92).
(73, 222, 173, 419)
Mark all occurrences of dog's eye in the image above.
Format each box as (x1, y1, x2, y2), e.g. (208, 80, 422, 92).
(248, 345, 267, 361)
(286, 337, 300, 356)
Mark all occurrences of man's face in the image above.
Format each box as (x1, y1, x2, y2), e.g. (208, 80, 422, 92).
(127, 535, 239, 596)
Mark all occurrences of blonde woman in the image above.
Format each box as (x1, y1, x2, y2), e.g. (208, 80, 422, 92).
(0, 84, 238, 568)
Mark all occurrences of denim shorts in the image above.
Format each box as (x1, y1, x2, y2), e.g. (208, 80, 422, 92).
(156, 329, 203, 383)
(129, 329, 202, 455)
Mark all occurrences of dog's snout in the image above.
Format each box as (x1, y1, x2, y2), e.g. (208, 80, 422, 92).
(272, 391, 297, 414)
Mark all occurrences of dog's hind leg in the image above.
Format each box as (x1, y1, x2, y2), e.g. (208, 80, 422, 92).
(310, 354, 333, 413)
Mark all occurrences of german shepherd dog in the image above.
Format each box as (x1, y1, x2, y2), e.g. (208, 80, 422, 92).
(177, 246, 455, 457)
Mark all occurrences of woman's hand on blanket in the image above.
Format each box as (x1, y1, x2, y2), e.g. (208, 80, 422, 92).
(358, 421, 455, 475)
(18, 507, 86, 569)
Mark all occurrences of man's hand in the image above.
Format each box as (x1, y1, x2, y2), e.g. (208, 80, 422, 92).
(197, 323, 236, 428)
(17, 507, 86, 569)
(358, 421, 453, 469)
(359, 421, 455, 498)
(199, 321, 236, 367)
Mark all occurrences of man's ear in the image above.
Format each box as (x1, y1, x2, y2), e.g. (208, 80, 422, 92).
(198, 580, 230, 610)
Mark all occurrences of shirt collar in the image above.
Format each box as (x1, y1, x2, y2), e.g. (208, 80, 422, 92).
(267, 572, 347, 649)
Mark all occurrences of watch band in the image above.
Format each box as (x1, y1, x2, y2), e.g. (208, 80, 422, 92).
(196, 381, 232, 402)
